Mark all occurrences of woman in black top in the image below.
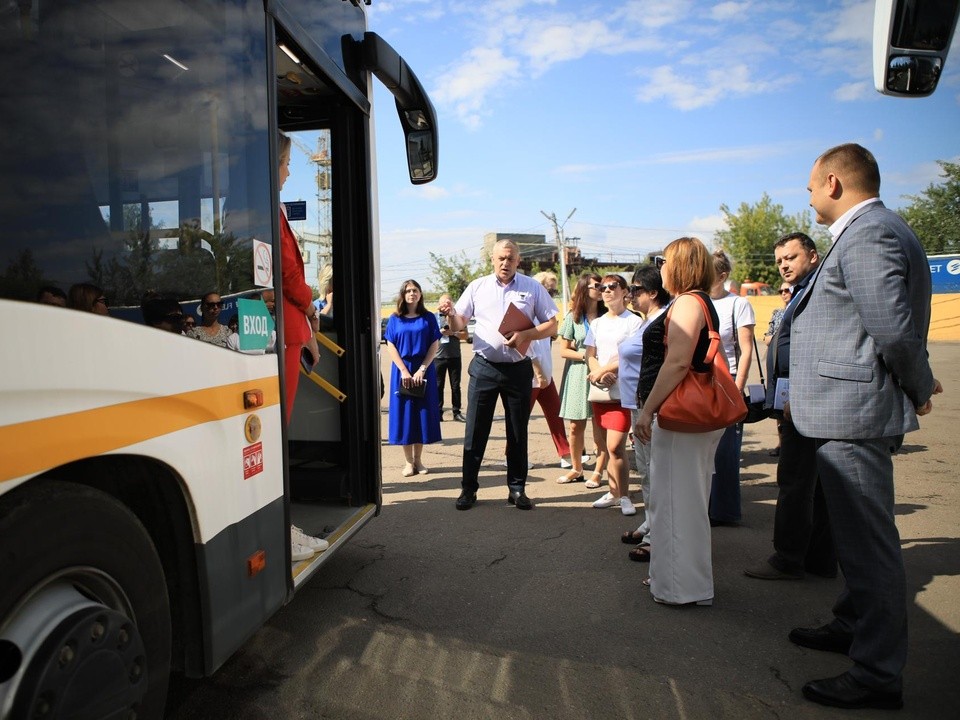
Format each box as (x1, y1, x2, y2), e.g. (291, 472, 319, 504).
(634, 237, 725, 607)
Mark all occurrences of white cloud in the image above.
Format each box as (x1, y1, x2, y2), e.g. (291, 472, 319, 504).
(886, 157, 960, 192)
(689, 213, 727, 235)
(873, 128, 884, 142)
(432, 47, 521, 129)
(553, 142, 802, 178)
(824, 0, 874, 44)
(520, 20, 615, 72)
(651, 142, 800, 165)
(409, 185, 450, 200)
(833, 81, 871, 101)
(616, 0, 694, 29)
(710, 2, 752, 22)
(636, 64, 796, 110)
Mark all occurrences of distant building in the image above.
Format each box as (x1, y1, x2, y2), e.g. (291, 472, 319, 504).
(481, 231, 659, 277)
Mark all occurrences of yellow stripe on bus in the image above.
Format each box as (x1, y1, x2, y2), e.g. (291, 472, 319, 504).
(0, 376, 281, 483)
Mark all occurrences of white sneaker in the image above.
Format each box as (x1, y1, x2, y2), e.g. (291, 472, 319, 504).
(291, 540, 314, 562)
(592, 492, 617, 508)
(620, 497, 637, 516)
(291, 525, 329, 552)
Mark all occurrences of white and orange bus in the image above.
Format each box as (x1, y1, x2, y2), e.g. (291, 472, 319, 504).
(0, 1, 436, 718)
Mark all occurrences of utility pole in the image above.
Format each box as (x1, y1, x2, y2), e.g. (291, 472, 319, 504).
(540, 207, 576, 309)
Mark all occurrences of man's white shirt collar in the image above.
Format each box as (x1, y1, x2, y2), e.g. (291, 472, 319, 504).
(829, 198, 881, 243)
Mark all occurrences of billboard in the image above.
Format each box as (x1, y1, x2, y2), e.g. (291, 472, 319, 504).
(929, 255, 960, 293)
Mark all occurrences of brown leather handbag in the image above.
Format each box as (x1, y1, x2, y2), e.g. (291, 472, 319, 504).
(657, 293, 747, 433)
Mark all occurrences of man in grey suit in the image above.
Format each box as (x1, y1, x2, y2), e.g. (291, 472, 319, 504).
(787, 144, 942, 710)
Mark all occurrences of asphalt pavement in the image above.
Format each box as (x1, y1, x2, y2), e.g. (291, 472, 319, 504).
(166, 342, 960, 720)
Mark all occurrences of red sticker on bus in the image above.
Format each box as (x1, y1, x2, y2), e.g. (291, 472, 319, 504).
(243, 442, 264, 479)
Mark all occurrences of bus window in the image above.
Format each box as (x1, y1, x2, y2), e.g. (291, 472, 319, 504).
(0, 0, 273, 333)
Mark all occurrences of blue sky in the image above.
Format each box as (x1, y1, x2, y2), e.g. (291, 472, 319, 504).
(287, 0, 960, 296)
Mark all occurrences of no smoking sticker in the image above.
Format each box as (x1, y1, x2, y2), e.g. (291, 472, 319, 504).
(253, 240, 273, 287)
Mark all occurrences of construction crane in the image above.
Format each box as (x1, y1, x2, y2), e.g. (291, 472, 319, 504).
(289, 132, 333, 270)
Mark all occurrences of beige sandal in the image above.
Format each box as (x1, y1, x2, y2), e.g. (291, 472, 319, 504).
(402, 463, 416, 477)
(556, 471, 583, 484)
(585, 472, 603, 489)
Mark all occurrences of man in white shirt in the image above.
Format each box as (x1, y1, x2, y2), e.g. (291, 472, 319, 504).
(438, 239, 558, 511)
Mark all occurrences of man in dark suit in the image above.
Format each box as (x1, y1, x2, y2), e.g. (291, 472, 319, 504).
(788, 144, 942, 710)
(744, 232, 836, 581)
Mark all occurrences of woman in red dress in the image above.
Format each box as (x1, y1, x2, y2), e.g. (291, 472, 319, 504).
(278, 132, 325, 562)
(277, 132, 320, 422)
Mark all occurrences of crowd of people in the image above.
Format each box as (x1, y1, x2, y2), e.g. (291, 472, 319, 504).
(385, 144, 943, 712)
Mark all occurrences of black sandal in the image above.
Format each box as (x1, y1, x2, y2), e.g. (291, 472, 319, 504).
(628, 545, 651, 562)
(621, 530, 645, 545)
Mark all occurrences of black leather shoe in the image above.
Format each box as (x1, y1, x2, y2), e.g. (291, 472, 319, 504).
(804, 564, 839, 579)
(802, 672, 903, 710)
(455, 491, 476, 511)
(789, 624, 853, 654)
(507, 490, 532, 510)
(452, 411, 466, 422)
(744, 561, 803, 580)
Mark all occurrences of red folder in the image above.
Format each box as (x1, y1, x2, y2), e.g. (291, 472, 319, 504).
(498, 302, 535, 356)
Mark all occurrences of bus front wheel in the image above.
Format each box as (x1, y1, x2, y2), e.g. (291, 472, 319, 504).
(0, 480, 171, 720)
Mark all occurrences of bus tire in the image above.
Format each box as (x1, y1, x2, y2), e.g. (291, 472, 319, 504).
(0, 480, 171, 720)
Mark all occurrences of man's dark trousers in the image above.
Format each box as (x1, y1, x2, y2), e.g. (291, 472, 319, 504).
(435, 355, 462, 414)
(770, 418, 836, 576)
(462, 356, 533, 495)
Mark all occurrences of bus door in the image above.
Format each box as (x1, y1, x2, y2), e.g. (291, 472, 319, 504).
(268, 20, 382, 587)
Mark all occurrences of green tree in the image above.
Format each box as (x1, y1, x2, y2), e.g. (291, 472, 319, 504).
(429, 250, 489, 298)
(1, 248, 45, 300)
(714, 194, 827, 285)
(899, 160, 960, 254)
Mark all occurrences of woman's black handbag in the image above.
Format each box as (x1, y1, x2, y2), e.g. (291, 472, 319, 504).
(731, 299, 769, 424)
(398, 382, 426, 398)
(742, 334, 769, 423)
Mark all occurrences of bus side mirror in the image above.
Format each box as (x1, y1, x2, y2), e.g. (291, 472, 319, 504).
(356, 32, 438, 184)
(873, 0, 960, 97)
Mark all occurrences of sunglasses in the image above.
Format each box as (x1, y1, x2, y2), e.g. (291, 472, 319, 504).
(653, 255, 666, 269)
(628, 285, 644, 295)
(587, 282, 602, 291)
(599, 282, 623, 292)
(203, 301, 222, 309)
(779, 288, 791, 295)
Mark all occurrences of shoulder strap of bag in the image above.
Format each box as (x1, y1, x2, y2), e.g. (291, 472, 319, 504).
(730, 296, 765, 385)
(665, 292, 720, 365)
(752, 333, 764, 386)
(731, 297, 741, 365)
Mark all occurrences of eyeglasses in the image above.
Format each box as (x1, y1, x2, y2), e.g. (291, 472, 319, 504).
(599, 282, 623, 292)
(653, 255, 666, 269)
(203, 301, 222, 309)
(628, 285, 644, 295)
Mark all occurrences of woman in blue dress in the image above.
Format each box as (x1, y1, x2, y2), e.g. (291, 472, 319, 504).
(384, 279, 442, 476)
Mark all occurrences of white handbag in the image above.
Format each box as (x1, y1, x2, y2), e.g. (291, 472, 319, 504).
(588, 381, 620, 403)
